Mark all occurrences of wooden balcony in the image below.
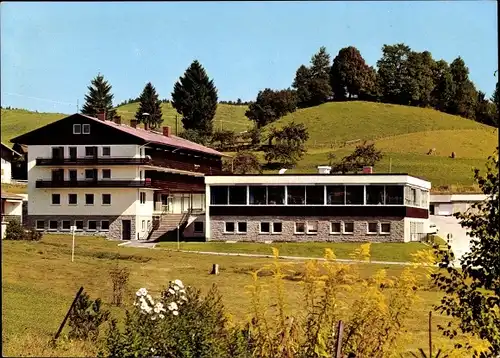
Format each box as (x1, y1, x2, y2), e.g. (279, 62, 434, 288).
(36, 179, 154, 188)
(36, 157, 152, 166)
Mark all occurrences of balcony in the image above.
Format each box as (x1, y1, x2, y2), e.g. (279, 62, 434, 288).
(36, 157, 152, 166)
(36, 179, 154, 188)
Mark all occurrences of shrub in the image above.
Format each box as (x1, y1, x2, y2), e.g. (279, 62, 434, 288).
(26, 227, 42, 241)
(68, 292, 110, 341)
(108, 265, 130, 307)
(4, 219, 25, 240)
(231, 151, 262, 174)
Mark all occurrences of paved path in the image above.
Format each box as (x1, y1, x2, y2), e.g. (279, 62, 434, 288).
(119, 241, 157, 249)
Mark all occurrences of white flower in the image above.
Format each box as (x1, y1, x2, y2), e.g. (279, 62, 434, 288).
(181, 296, 188, 301)
(147, 294, 155, 305)
(172, 310, 179, 316)
(151, 316, 156, 321)
(173, 285, 180, 291)
(168, 288, 175, 295)
(159, 314, 165, 319)
(137, 288, 148, 296)
(174, 279, 184, 288)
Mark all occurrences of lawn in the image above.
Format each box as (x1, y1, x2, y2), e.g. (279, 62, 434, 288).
(156, 241, 427, 263)
(2, 234, 482, 357)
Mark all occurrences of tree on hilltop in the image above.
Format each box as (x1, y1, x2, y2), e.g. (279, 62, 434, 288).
(81, 74, 116, 120)
(135, 82, 163, 128)
(448, 57, 478, 120)
(171, 60, 218, 136)
(245, 88, 297, 128)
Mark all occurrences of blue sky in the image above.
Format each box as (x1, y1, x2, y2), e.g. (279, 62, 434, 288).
(1, 1, 497, 115)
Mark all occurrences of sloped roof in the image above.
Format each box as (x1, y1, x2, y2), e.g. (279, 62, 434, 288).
(1, 142, 22, 158)
(79, 114, 228, 157)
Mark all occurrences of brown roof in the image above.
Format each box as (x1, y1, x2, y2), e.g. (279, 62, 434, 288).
(79, 114, 228, 157)
(0, 192, 24, 200)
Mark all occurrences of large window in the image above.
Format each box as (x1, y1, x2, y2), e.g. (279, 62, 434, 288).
(102, 194, 111, 205)
(367, 222, 378, 234)
(229, 186, 247, 205)
(268, 186, 285, 205)
(62, 220, 71, 230)
(68, 194, 77, 205)
(366, 185, 385, 205)
(405, 186, 417, 206)
(287, 186, 305, 205)
(211, 186, 228, 205)
(345, 186, 364, 205)
(85, 194, 94, 205)
(385, 185, 404, 205)
(51, 194, 60, 205)
(326, 185, 345, 205)
(249, 186, 267, 205)
(306, 186, 324, 205)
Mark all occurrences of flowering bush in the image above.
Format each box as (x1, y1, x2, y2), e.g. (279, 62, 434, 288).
(133, 280, 188, 320)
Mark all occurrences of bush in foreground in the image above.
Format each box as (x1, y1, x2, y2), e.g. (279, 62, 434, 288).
(4, 220, 41, 241)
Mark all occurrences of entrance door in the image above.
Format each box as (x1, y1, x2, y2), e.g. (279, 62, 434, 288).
(182, 194, 190, 212)
(52, 147, 64, 163)
(122, 220, 131, 240)
(69, 147, 77, 162)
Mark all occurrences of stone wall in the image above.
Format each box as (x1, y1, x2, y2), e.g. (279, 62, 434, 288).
(26, 215, 136, 240)
(209, 215, 405, 243)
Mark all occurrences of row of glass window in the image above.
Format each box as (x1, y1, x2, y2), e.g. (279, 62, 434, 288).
(51, 193, 112, 205)
(223, 221, 391, 235)
(36, 219, 109, 231)
(210, 185, 419, 206)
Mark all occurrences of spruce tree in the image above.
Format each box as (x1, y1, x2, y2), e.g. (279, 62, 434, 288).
(171, 60, 218, 135)
(81, 73, 116, 120)
(135, 82, 163, 129)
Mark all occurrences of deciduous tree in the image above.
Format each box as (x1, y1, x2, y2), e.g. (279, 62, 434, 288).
(81, 73, 116, 120)
(330, 141, 383, 174)
(245, 88, 297, 128)
(376, 43, 412, 105)
(264, 122, 309, 167)
(230, 151, 262, 174)
(135, 82, 163, 128)
(448, 57, 478, 119)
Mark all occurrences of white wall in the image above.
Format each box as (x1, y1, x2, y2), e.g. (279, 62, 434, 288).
(4, 200, 23, 216)
(403, 218, 429, 242)
(1, 158, 12, 183)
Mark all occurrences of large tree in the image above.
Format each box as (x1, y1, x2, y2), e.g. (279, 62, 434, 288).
(292, 65, 313, 107)
(264, 122, 309, 167)
(432, 148, 499, 356)
(431, 60, 455, 112)
(330, 46, 377, 101)
(135, 82, 163, 128)
(448, 57, 478, 119)
(475, 91, 498, 127)
(81, 73, 116, 120)
(376, 43, 412, 105)
(404, 51, 436, 107)
(171, 60, 218, 135)
(245, 88, 297, 128)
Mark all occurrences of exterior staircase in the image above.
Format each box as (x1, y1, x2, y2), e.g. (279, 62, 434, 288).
(148, 213, 187, 242)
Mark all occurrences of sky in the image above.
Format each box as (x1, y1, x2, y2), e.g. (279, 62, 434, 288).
(1, 1, 498, 115)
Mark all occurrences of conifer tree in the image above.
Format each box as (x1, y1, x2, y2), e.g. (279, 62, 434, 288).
(135, 82, 163, 128)
(171, 60, 218, 135)
(81, 73, 116, 120)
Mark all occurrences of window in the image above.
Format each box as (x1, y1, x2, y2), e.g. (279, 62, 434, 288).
(272, 222, 283, 233)
(294, 222, 306, 234)
(82, 124, 90, 134)
(306, 221, 318, 234)
(36, 220, 45, 230)
(68, 194, 77, 205)
(102, 169, 111, 179)
(85, 169, 96, 180)
(229, 186, 246, 205)
(102, 146, 111, 156)
(101, 221, 110, 231)
(88, 220, 97, 231)
(142, 220, 146, 230)
(326, 186, 345, 205)
(211, 186, 228, 205)
(385, 185, 404, 205)
(366, 185, 385, 205)
(85, 194, 94, 205)
(49, 221, 58, 230)
(140, 192, 146, 204)
(421, 190, 428, 207)
(102, 194, 111, 205)
(51, 193, 61, 205)
(249, 186, 267, 205)
(380, 223, 391, 234)
(237, 222, 247, 233)
(85, 146, 96, 157)
(260, 222, 271, 233)
(225, 222, 235, 233)
(73, 124, 81, 134)
(306, 186, 324, 205)
(268, 186, 285, 205)
(345, 186, 364, 205)
(405, 186, 417, 206)
(343, 222, 354, 234)
(367, 222, 378, 234)
(287, 186, 305, 205)
(75, 220, 84, 230)
(62, 220, 71, 230)
(194, 222, 204, 233)
(331, 222, 341, 234)
(69, 169, 77, 182)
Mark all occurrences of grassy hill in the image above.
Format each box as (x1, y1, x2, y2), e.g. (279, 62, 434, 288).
(1, 101, 497, 190)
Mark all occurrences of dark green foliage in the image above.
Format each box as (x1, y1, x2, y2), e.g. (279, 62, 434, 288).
(405, 51, 436, 107)
(293, 47, 332, 107)
(231, 151, 262, 174)
(377, 43, 412, 105)
(431, 60, 455, 112)
(171, 60, 218, 135)
(25, 227, 42, 241)
(330, 46, 378, 100)
(242, 126, 262, 148)
(330, 141, 383, 174)
(475, 91, 498, 127)
(432, 148, 499, 357)
(245, 88, 297, 128)
(264, 122, 309, 167)
(68, 292, 110, 341)
(4, 220, 41, 241)
(178, 129, 211, 146)
(81, 73, 116, 120)
(135, 82, 163, 128)
(212, 130, 237, 151)
(447, 57, 478, 119)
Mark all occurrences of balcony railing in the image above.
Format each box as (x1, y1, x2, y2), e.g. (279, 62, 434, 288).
(36, 157, 152, 166)
(36, 179, 154, 188)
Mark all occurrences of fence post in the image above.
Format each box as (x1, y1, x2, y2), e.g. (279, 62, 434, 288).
(428, 311, 432, 358)
(53, 286, 84, 343)
(334, 320, 344, 358)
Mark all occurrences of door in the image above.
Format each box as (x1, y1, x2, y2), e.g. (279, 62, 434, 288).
(182, 194, 190, 212)
(52, 147, 64, 163)
(51, 169, 64, 183)
(69, 147, 77, 162)
(429, 204, 435, 215)
(69, 169, 77, 183)
(122, 220, 131, 240)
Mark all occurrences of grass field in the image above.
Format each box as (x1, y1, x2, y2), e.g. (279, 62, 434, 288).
(2, 234, 483, 357)
(157, 241, 427, 262)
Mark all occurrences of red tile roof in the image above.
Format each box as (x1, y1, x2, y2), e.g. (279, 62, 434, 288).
(80, 114, 228, 157)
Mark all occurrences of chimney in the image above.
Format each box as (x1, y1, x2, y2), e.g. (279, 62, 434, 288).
(163, 126, 171, 137)
(113, 115, 122, 125)
(96, 112, 106, 121)
(130, 119, 138, 128)
(317, 165, 331, 174)
(362, 166, 373, 174)
(144, 122, 149, 131)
